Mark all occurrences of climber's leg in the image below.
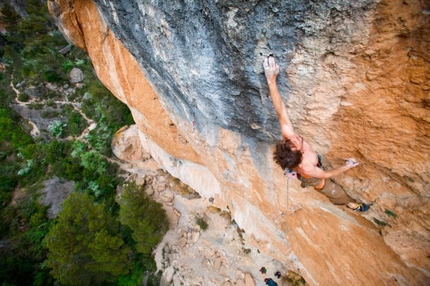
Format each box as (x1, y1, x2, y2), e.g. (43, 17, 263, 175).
(313, 178, 352, 205)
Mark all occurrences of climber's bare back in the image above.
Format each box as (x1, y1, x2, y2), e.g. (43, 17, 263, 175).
(285, 134, 319, 177)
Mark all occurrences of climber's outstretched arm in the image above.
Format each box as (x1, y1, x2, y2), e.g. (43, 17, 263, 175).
(263, 56, 295, 140)
(299, 159, 360, 179)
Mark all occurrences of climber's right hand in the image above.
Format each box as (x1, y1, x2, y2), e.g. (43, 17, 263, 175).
(345, 158, 359, 168)
(263, 55, 279, 84)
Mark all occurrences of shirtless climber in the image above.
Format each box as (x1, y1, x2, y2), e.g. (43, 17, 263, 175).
(263, 55, 369, 212)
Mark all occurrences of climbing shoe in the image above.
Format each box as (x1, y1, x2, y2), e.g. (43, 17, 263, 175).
(350, 203, 370, 212)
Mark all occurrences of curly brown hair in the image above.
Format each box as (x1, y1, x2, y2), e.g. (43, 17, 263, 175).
(273, 139, 303, 170)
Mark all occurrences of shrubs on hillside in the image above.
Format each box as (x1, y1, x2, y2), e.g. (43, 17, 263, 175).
(0, 1, 162, 285)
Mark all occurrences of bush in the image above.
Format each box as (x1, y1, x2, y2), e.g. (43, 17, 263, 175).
(47, 120, 66, 138)
(27, 103, 43, 110)
(87, 123, 112, 155)
(43, 69, 61, 83)
(18, 92, 30, 102)
(71, 140, 87, 158)
(41, 110, 60, 118)
(18, 159, 33, 175)
(46, 99, 57, 107)
(196, 216, 208, 231)
(80, 151, 107, 174)
(66, 111, 85, 136)
(62, 60, 74, 73)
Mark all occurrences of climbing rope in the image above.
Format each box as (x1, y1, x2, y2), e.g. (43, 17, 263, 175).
(287, 175, 291, 211)
(282, 168, 298, 217)
(191, 116, 195, 132)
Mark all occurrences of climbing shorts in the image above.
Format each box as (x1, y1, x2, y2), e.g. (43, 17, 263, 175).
(299, 176, 352, 205)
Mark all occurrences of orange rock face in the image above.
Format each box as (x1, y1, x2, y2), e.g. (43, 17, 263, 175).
(48, 0, 429, 284)
(48, 0, 201, 164)
(330, 2, 430, 275)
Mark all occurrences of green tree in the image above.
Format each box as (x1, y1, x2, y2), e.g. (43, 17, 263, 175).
(3, 44, 24, 80)
(117, 182, 168, 254)
(44, 192, 131, 285)
(26, 0, 51, 18)
(0, 107, 33, 149)
(0, 192, 51, 286)
(0, 3, 20, 27)
(0, 4, 23, 53)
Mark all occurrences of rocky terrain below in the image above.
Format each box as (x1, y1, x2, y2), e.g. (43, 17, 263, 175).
(112, 126, 308, 286)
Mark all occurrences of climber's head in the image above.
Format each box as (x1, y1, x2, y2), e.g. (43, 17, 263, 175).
(273, 138, 303, 170)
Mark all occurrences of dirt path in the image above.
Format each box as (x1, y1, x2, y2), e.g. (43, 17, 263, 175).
(10, 76, 96, 140)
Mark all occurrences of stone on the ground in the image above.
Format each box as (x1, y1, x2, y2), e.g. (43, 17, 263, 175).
(69, 67, 84, 84)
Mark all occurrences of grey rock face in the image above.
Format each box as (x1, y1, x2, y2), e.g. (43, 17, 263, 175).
(93, 0, 375, 142)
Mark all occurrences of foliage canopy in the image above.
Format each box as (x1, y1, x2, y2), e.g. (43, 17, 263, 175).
(44, 192, 131, 285)
(117, 182, 168, 254)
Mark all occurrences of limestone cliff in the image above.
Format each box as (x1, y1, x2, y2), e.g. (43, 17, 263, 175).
(48, 0, 430, 285)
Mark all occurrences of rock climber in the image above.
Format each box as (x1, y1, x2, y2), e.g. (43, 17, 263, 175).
(264, 278, 278, 286)
(259, 267, 267, 274)
(263, 55, 369, 212)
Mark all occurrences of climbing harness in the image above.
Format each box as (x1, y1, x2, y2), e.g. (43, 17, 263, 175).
(284, 168, 297, 179)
